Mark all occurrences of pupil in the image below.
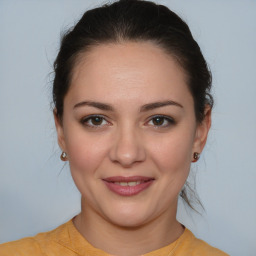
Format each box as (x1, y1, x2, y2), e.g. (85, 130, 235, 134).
(92, 117, 102, 125)
(153, 117, 164, 125)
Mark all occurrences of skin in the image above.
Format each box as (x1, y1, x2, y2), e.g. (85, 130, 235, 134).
(54, 41, 211, 256)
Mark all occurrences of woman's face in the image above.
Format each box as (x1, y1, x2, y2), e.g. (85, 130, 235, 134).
(55, 42, 210, 227)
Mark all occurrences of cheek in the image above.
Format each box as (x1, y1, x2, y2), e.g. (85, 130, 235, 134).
(64, 131, 111, 200)
(148, 129, 195, 177)
(64, 128, 109, 177)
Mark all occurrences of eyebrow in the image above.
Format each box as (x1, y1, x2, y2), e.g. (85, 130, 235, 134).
(140, 100, 183, 112)
(73, 100, 183, 112)
(74, 101, 114, 111)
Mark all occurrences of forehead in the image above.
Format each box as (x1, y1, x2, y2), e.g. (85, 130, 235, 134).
(67, 41, 193, 107)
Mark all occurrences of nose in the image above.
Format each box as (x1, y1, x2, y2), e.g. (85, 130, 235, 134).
(109, 125, 146, 167)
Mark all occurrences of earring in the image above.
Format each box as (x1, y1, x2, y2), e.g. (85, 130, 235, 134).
(192, 152, 200, 162)
(60, 151, 68, 161)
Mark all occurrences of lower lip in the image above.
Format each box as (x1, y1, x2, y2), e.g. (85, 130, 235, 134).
(103, 180, 154, 196)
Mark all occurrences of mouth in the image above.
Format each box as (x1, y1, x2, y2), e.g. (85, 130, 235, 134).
(102, 176, 155, 196)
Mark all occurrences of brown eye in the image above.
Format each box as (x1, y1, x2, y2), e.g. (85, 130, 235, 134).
(91, 116, 103, 125)
(152, 116, 165, 126)
(148, 115, 175, 128)
(81, 115, 109, 128)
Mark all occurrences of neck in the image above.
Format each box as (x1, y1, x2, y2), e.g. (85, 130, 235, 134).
(73, 199, 184, 256)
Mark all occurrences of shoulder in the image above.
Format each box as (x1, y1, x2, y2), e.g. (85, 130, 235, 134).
(174, 229, 229, 256)
(0, 221, 73, 256)
(0, 236, 45, 256)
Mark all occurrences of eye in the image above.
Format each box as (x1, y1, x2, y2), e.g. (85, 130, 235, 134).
(81, 115, 109, 128)
(147, 115, 175, 128)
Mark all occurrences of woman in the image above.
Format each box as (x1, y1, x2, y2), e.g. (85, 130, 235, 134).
(0, 0, 228, 255)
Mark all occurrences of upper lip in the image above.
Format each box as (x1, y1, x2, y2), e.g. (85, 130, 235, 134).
(103, 176, 155, 182)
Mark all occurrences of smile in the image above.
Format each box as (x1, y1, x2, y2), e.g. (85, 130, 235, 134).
(113, 181, 142, 186)
(102, 176, 155, 196)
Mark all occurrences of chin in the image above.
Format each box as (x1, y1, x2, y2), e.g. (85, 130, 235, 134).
(101, 202, 155, 228)
(108, 214, 150, 229)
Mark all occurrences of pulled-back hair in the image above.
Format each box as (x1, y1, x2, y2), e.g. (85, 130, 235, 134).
(53, 0, 213, 210)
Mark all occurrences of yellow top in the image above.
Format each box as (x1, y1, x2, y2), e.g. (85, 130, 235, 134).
(0, 219, 228, 256)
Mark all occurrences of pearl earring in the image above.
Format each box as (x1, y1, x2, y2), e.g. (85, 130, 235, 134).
(192, 152, 200, 162)
(60, 151, 68, 161)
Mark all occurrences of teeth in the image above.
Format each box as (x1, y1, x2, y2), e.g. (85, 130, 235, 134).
(128, 181, 137, 186)
(114, 181, 141, 186)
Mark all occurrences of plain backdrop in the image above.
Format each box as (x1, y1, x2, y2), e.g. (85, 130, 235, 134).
(0, 0, 256, 255)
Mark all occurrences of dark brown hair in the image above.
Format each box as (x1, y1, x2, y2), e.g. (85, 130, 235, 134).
(53, 0, 213, 210)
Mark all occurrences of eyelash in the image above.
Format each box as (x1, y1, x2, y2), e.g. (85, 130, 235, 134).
(81, 115, 109, 129)
(80, 114, 175, 129)
(147, 115, 175, 128)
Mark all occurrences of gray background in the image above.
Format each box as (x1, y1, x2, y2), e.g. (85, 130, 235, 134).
(0, 0, 256, 255)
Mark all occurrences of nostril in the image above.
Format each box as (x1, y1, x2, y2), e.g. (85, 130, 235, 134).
(108, 131, 146, 166)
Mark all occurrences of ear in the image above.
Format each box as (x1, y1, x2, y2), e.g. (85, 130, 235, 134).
(53, 109, 66, 152)
(192, 105, 212, 155)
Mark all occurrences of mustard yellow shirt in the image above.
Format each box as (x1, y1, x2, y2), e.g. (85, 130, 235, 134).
(0, 219, 228, 256)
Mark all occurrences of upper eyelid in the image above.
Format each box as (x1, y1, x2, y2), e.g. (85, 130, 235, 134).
(81, 115, 110, 124)
(147, 114, 175, 122)
(146, 115, 175, 127)
(82, 114, 108, 120)
(80, 114, 175, 125)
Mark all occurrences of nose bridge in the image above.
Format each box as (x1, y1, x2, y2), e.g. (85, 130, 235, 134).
(109, 121, 146, 167)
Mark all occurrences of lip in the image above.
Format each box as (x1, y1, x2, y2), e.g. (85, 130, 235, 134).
(102, 176, 155, 196)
